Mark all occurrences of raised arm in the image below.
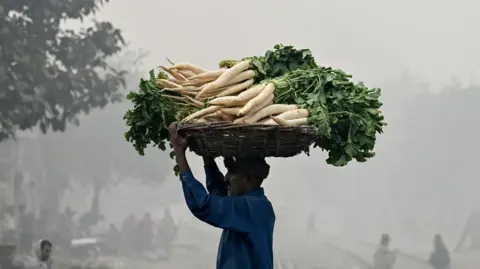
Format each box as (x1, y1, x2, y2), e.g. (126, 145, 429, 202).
(180, 169, 253, 232)
(168, 124, 255, 232)
(202, 157, 228, 196)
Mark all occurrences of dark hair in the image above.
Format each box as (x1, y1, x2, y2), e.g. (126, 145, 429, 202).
(40, 240, 52, 249)
(381, 233, 390, 244)
(227, 157, 270, 182)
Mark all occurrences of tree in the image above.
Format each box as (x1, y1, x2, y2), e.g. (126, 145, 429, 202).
(0, 0, 126, 141)
(32, 49, 172, 228)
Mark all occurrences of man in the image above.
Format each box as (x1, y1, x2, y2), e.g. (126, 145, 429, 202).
(19, 205, 36, 253)
(429, 234, 450, 269)
(157, 208, 177, 257)
(136, 212, 155, 254)
(25, 239, 52, 269)
(373, 234, 397, 269)
(169, 123, 275, 269)
(105, 224, 122, 255)
(120, 213, 136, 255)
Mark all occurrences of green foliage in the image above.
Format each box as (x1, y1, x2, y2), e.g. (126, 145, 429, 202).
(219, 44, 317, 83)
(272, 67, 386, 166)
(123, 70, 195, 156)
(0, 0, 126, 141)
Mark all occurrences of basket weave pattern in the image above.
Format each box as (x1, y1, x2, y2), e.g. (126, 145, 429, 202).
(177, 122, 316, 158)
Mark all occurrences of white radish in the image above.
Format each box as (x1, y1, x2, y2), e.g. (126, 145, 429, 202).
(183, 78, 216, 87)
(259, 118, 277, 125)
(243, 104, 296, 124)
(188, 69, 225, 81)
(223, 70, 255, 86)
(159, 66, 187, 81)
(173, 63, 207, 74)
(236, 84, 265, 104)
(217, 111, 235, 122)
(197, 60, 251, 98)
(243, 94, 274, 120)
(220, 107, 242, 116)
(177, 69, 196, 78)
(217, 79, 254, 97)
(275, 109, 310, 120)
(238, 83, 275, 116)
(272, 117, 309, 126)
(182, 106, 222, 123)
(157, 79, 181, 88)
(209, 96, 242, 106)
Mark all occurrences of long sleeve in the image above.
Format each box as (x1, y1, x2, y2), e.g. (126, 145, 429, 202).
(180, 169, 251, 233)
(204, 163, 228, 196)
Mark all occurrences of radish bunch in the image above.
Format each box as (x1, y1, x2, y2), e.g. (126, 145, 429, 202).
(156, 60, 310, 126)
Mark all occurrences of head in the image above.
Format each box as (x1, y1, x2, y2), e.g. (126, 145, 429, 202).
(143, 212, 151, 220)
(380, 233, 390, 246)
(35, 240, 52, 262)
(18, 204, 26, 214)
(224, 157, 270, 196)
(434, 234, 445, 249)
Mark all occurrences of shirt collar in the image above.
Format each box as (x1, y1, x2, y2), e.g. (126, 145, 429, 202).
(244, 188, 264, 196)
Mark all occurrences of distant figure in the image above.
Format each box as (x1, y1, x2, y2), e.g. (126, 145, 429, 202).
(306, 213, 316, 235)
(2, 205, 17, 244)
(373, 234, 397, 269)
(24, 239, 53, 269)
(429, 234, 450, 269)
(136, 212, 155, 254)
(19, 204, 36, 253)
(157, 208, 177, 257)
(455, 211, 480, 251)
(105, 224, 122, 255)
(120, 213, 136, 255)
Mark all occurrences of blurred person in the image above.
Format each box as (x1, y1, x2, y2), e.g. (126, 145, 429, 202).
(169, 123, 275, 269)
(120, 213, 136, 255)
(105, 223, 122, 255)
(156, 207, 177, 257)
(19, 204, 36, 253)
(373, 234, 397, 269)
(429, 234, 450, 269)
(2, 205, 17, 244)
(306, 213, 316, 236)
(455, 211, 480, 251)
(24, 239, 53, 269)
(136, 212, 154, 254)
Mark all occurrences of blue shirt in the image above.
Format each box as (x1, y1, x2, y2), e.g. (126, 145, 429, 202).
(179, 164, 275, 269)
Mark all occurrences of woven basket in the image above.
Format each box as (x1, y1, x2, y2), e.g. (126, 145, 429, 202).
(177, 122, 316, 158)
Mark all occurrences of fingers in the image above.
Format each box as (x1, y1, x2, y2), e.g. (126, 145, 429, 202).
(168, 122, 178, 135)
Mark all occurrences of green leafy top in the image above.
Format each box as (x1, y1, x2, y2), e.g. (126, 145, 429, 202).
(219, 44, 317, 83)
(271, 67, 386, 166)
(123, 70, 194, 155)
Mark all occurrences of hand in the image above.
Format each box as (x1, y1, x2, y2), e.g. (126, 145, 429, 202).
(169, 123, 188, 155)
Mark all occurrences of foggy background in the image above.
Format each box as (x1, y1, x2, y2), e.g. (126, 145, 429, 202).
(2, 0, 479, 267)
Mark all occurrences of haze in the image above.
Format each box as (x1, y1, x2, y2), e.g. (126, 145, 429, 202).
(2, 0, 479, 268)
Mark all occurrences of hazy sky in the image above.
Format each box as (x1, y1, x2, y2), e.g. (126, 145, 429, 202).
(98, 0, 480, 87)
